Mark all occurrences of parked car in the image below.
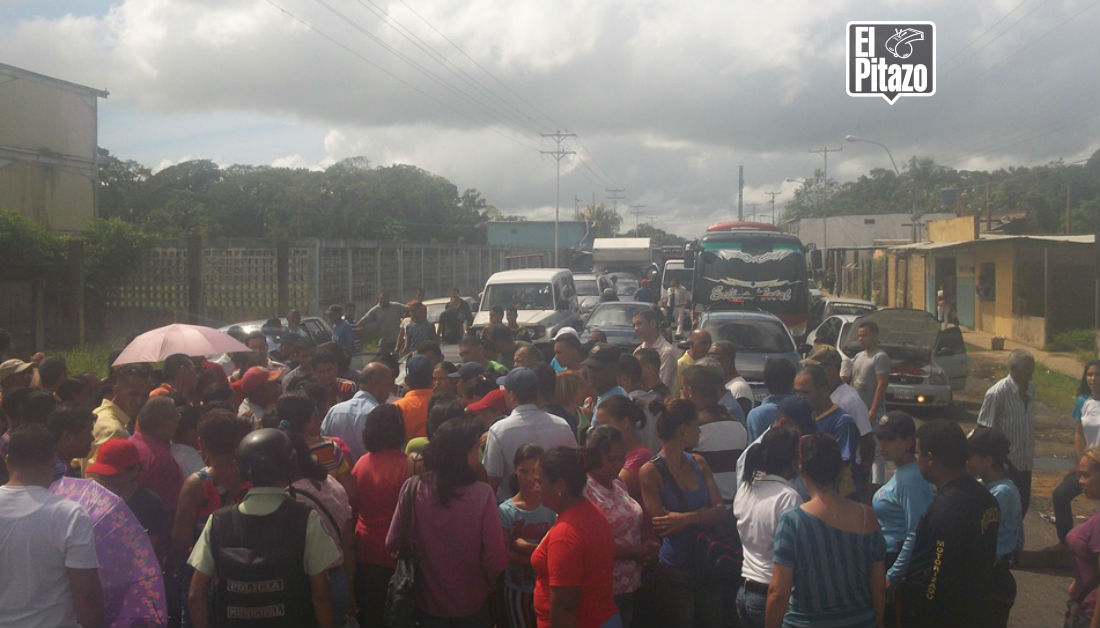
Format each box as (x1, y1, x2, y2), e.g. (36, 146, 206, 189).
(582, 301, 659, 351)
(839, 309, 968, 408)
(573, 272, 613, 318)
(696, 310, 801, 404)
(472, 268, 583, 342)
(809, 296, 877, 327)
(219, 316, 335, 355)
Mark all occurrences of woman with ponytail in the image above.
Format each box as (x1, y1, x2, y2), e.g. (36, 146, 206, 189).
(595, 395, 653, 500)
(732, 425, 801, 628)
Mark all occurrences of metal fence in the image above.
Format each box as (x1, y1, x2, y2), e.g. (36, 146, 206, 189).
(101, 238, 543, 337)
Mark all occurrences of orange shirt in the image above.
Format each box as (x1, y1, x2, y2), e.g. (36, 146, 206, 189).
(393, 387, 433, 440)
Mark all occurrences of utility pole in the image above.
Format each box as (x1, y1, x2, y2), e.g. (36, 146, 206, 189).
(766, 191, 780, 225)
(605, 187, 626, 215)
(738, 166, 744, 221)
(630, 205, 646, 235)
(541, 131, 576, 267)
(809, 146, 841, 261)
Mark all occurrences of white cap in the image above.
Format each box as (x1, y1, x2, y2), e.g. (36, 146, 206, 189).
(553, 326, 579, 341)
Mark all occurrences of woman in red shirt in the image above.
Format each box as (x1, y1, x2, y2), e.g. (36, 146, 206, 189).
(350, 403, 410, 627)
(531, 447, 621, 628)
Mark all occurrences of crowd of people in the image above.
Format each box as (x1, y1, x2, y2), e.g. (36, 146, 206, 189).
(0, 293, 1091, 628)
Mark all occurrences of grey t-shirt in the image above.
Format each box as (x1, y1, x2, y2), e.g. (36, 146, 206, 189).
(851, 348, 891, 417)
(359, 303, 408, 344)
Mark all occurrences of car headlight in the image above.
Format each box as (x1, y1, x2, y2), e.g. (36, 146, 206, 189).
(923, 364, 948, 385)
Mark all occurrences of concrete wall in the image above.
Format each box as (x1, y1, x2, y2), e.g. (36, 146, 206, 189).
(927, 215, 978, 243)
(791, 212, 955, 251)
(0, 65, 103, 232)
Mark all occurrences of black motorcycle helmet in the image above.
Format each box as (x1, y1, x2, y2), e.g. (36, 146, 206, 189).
(235, 428, 296, 486)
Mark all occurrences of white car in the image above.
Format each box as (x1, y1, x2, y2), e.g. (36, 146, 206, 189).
(837, 309, 969, 408)
(472, 268, 584, 342)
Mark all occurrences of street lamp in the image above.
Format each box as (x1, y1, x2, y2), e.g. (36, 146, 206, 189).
(845, 134, 900, 175)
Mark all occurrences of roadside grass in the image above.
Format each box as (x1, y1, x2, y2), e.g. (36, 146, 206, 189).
(1035, 365, 1078, 419)
(51, 342, 117, 379)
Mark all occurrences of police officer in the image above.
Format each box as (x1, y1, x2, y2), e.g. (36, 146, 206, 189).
(187, 428, 340, 628)
(903, 420, 1000, 628)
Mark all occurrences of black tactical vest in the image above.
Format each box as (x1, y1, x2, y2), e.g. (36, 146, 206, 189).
(209, 498, 316, 628)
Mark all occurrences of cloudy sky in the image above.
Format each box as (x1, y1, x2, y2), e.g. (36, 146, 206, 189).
(2, 0, 1096, 237)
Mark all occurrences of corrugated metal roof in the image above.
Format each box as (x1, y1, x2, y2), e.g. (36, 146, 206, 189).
(890, 234, 1095, 251)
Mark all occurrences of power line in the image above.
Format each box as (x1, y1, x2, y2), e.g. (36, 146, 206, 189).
(265, 0, 542, 152)
(394, 0, 560, 130)
(542, 132, 576, 266)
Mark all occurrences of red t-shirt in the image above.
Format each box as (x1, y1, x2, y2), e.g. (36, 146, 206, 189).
(351, 448, 408, 567)
(531, 498, 618, 628)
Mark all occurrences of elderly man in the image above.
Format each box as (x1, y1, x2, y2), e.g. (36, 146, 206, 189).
(977, 349, 1037, 514)
(322, 362, 393, 462)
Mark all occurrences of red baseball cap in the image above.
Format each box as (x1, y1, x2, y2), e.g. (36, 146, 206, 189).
(86, 438, 140, 476)
(467, 388, 508, 414)
(237, 366, 283, 396)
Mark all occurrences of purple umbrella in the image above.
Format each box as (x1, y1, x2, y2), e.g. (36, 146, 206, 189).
(51, 477, 167, 628)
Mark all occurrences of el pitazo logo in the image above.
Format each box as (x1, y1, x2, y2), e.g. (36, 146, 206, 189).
(847, 22, 936, 104)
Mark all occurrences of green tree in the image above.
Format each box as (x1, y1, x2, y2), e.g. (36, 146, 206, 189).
(582, 202, 622, 237)
(622, 222, 687, 246)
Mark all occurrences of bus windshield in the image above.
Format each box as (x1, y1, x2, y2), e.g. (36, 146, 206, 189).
(693, 240, 808, 314)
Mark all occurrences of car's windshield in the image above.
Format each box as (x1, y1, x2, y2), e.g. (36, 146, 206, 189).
(482, 283, 554, 311)
(826, 302, 876, 317)
(703, 318, 795, 354)
(575, 279, 599, 296)
(587, 304, 650, 328)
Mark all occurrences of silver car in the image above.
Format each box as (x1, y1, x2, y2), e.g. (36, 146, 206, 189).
(839, 309, 968, 408)
(574, 273, 613, 318)
(697, 310, 801, 404)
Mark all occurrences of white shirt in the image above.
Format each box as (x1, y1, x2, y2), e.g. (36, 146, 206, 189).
(0, 486, 99, 628)
(1076, 396, 1100, 449)
(977, 375, 1037, 471)
(483, 404, 578, 502)
(171, 443, 206, 477)
(733, 474, 802, 584)
(697, 420, 749, 504)
(635, 335, 679, 393)
(832, 382, 872, 464)
(726, 376, 754, 402)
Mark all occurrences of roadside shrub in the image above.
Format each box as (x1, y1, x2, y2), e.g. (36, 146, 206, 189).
(0, 209, 65, 276)
(1048, 328, 1097, 352)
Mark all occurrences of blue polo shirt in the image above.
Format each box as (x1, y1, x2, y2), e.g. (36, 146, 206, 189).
(813, 404, 856, 462)
(746, 394, 795, 442)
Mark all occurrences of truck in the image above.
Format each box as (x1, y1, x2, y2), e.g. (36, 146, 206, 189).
(591, 238, 655, 299)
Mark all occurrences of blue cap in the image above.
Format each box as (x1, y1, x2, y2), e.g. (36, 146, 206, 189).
(449, 361, 486, 380)
(496, 367, 539, 398)
(406, 355, 433, 379)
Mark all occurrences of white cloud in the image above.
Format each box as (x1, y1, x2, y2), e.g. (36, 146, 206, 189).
(0, 0, 1095, 242)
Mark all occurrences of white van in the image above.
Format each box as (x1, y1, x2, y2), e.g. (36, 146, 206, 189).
(473, 269, 583, 341)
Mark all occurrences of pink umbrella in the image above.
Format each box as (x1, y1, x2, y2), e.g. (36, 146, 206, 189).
(112, 323, 250, 366)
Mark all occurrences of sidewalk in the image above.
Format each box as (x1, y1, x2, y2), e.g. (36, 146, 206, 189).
(961, 327, 1085, 379)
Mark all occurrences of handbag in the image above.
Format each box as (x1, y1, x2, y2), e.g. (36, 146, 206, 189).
(386, 476, 421, 628)
(652, 455, 742, 584)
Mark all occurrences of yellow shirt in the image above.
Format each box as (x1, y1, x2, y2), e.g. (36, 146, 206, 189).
(673, 352, 696, 399)
(78, 398, 133, 471)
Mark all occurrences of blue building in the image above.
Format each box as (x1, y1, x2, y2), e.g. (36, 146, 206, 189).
(487, 220, 588, 253)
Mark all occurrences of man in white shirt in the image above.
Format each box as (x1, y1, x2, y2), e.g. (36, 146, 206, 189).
(632, 308, 679, 393)
(683, 363, 748, 505)
(0, 424, 102, 628)
(710, 340, 754, 419)
(977, 349, 1037, 514)
(483, 368, 578, 502)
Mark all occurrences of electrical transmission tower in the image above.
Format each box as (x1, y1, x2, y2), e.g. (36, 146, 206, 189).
(541, 131, 576, 266)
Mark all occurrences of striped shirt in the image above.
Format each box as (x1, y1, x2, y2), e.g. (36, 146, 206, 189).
(976, 375, 1036, 471)
(773, 507, 886, 628)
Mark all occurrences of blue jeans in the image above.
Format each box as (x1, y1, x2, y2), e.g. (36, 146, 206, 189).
(736, 584, 766, 628)
(328, 568, 349, 627)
